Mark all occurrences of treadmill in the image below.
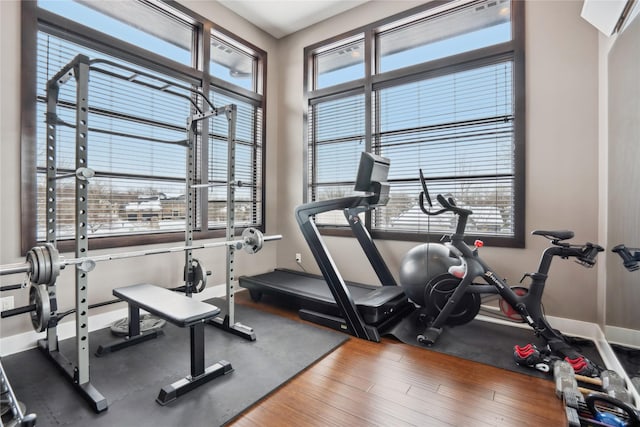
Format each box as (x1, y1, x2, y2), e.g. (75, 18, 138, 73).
(239, 152, 415, 342)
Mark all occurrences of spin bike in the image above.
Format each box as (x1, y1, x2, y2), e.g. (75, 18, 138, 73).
(414, 170, 604, 355)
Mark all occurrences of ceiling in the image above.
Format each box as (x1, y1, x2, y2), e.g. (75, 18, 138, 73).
(217, 0, 372, 39)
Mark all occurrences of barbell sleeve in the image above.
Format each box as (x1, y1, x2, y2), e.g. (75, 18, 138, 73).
(1, 304, 37, 318)
(0, 262, 32, 276)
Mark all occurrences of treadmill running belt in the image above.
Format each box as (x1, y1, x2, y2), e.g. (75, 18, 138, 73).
(239, 268, 410, 325)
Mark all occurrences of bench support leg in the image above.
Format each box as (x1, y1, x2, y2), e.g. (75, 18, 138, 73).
(156, 322, 233, 405)
(191, 321, 204, 377)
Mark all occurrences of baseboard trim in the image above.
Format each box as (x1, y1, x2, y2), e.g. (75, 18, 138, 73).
(604, 324, 640, 349)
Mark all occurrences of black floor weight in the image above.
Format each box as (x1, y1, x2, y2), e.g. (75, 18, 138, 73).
(29, 284, 51, 333)
(424, 274, 481, 326)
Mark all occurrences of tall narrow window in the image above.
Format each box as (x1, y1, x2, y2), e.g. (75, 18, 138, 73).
(307, 92, 366, 225)
(207, 90, 264, 228)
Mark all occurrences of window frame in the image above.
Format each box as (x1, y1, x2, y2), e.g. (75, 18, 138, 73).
(303, 0, 525, 248)
(20, 0, 267, 253)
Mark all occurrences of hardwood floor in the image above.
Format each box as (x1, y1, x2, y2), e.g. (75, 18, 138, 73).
(230, 291, 567, 427)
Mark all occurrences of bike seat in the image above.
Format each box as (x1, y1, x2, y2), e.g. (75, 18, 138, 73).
(532, 230, 574, 241)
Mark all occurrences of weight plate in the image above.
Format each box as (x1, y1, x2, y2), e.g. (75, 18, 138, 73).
(26, 249, 39, 284)
(44, 243, 60, 286)
(35, 246, 51, 288)
(29, 284, 51, 333)
(242, 228, 264, 254)
(109, 314, 166, 337)
(192, 259, 208, 293)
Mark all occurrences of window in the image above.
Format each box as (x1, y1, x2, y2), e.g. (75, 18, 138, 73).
(304, 0, 524, 247)
(211, 33, 258, 92)
(315, 37, 365, 89)
(22, 0, 266, 251)
(207, 90, 264, 227)
(308, 92, 365, 225)
(39, 0, 193, 65)
(377, 0, 511, 72)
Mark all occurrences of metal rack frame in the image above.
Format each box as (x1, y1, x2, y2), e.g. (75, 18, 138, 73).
(36, 54, 254, 413)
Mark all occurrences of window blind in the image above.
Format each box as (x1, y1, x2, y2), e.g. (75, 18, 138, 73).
(307, 92, 365, 226)
(36, 32, 195, 240)
(207, 90, 264, 228)
(373, 60, 515, 236)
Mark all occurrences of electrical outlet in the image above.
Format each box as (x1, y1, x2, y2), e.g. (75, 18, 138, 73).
(1, 296, 15, 312)
(295, 253, 302, 263)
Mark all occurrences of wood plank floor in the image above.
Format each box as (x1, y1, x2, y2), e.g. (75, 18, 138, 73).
(230, 291, 567, 427)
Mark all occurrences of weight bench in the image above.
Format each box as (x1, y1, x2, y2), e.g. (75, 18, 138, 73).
(96, 283, 233, 405)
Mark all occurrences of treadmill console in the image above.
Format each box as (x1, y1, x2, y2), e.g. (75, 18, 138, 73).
(354, 152, 390, 206)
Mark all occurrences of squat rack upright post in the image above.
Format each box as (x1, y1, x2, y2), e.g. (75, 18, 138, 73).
(187, 101, 255, 341)
(41, 54, 108, 413)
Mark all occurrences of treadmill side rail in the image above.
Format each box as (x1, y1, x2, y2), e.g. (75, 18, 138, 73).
(345, 207, 397, 287)
(293, 195, 413, 342)
(296, 200, 378, 341)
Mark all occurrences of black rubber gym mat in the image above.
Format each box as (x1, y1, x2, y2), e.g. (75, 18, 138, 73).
(611, 343, 640, 381)
(1, 297, 348, 427)
(384, 310, 605, 381)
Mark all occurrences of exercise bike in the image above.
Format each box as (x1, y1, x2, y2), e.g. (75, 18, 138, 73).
(407, 170, 604, 359)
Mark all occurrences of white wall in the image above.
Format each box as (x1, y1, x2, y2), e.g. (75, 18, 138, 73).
(275, 0, 602, 323)
(0, 0, 25, 337)
(0, 0, 280, 338)
(604, 11, 640, 336)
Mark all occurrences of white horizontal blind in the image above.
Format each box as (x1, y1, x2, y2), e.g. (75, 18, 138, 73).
(207, 90, 264, 228)
(36, 32, 194, 241)
(374, 60, 515, 236)
(308, 93, 365, 226)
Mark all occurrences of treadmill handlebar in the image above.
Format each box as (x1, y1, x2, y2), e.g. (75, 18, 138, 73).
(295, 193, 384, 225)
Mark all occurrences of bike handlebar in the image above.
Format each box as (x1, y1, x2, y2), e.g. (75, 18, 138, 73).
(436, 194, 473, 216)
(418, 192, 448, 216)
(576, 243, 605, 267)
(417, 169, 474, 218)
(612, 244, 640, 271)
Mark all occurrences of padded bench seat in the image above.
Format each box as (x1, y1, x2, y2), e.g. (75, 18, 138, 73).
(113, 284, 220, 327)
(96, 283, 233, 405)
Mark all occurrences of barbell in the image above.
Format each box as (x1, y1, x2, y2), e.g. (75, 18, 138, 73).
(0, 284, 51, 332)
(0, 228, 281, 287)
